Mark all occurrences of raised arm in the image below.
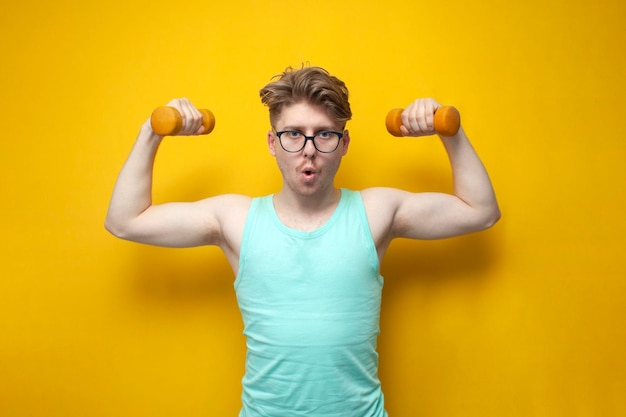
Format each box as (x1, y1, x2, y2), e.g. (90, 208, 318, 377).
(364, 98, 500, 247)
(104, 98, 249, 251)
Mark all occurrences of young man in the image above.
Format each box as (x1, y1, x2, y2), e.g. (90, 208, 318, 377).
(105, 66, 500, 416)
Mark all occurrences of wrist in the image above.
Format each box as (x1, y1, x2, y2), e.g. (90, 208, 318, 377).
(439, 125, 465, 141)
(138, 119, 164, 144)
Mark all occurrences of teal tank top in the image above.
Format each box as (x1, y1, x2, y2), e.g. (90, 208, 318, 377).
(234, 189, 387, 417)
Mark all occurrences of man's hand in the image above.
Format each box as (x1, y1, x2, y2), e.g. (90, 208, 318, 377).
(399, 98, 445, 137)
(153, 98, 207, 136)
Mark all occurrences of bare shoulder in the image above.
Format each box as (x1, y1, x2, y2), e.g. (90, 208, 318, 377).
(360, 187, 404, 215)
(200, 193, 252, 259)
(360, 186, 406, 202)
(206, 194, 253, 234)
(208, 193, 253, 212)
(359, 187, 406, 251)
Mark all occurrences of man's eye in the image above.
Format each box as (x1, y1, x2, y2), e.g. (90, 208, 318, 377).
(288, 131, 302, 138)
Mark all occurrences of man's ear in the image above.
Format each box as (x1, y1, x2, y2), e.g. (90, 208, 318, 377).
(268, 131, 277, 156)
(340, 130, 350, 156)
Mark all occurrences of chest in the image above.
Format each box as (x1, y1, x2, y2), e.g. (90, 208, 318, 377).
(236, 200, 382, 302)
(236, 228, 383, 347)
(273, 205, 337, 232)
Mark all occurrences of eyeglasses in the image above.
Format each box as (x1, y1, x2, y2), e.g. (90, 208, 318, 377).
(275, 130, 344, 153)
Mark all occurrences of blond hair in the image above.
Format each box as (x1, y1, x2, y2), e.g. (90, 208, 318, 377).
(260, 66, 352, 128)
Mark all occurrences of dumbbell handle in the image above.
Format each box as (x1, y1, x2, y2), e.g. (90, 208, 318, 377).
(150, 106, 215, 136)
(385, 105, 460, 137)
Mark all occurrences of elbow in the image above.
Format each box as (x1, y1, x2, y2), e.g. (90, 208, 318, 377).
(104, 217, 131, 240)
(104, 219, 121, 238)
(481, 206, 501, 230)
(466, 204, 500, 234)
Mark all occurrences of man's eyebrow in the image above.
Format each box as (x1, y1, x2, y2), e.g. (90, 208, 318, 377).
(281, 124, 339, 132)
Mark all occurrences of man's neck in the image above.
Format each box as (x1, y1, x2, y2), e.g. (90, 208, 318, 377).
(272, 187, 342, 231)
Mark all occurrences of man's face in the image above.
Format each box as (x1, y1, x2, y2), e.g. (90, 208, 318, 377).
(268, 101, 350, 197)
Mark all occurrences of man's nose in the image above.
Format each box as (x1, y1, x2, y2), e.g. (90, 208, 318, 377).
(302, 136, 318, 155)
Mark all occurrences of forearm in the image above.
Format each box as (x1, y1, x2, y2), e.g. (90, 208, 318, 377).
(440, 127, 500, 224)
(105, 121, 163, 236)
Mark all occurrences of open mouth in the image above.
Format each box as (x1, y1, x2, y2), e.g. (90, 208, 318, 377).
(301, 168, 317, 180)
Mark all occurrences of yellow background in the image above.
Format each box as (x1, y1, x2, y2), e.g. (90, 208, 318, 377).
(1, 0, 625, 416)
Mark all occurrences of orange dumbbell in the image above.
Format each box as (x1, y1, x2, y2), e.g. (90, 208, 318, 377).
(385, 106, 460, 137)
(150, 106, 215, 136)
